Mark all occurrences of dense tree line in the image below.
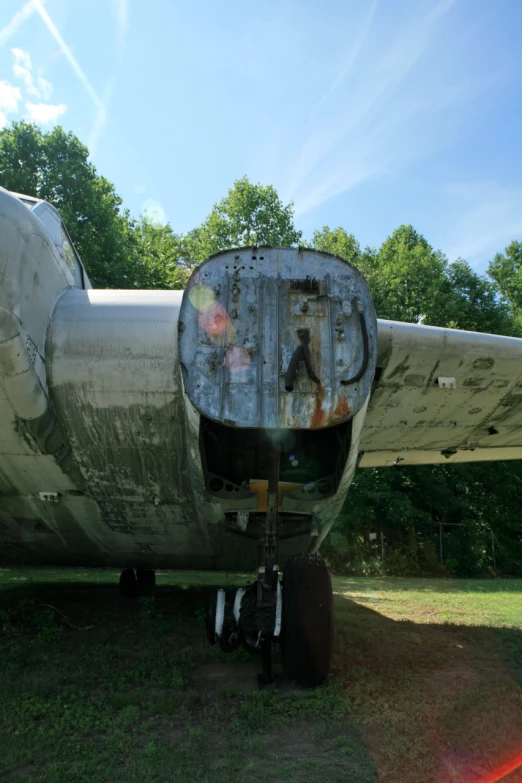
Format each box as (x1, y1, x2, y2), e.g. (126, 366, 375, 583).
(1, 122, 521, 577)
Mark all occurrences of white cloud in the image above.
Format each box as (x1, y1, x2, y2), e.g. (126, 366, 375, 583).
(12, 47, 53, 100)
(13, 62, 34, 92)
(36, 76, 52, 101)
(113, 0, 128, 59)
(12, 47, 31, 69)
(283, 0, 476, 216)
(0, 80, 21, 113)
(442, 182, 522, 269)
(89, 77, 114, 153)
(3, 47, 65, 127)
(0, 1, 35, 48)
(0, 111, 8, 129)
(25, 101, 66, 124)
(89, 0, 128, 152)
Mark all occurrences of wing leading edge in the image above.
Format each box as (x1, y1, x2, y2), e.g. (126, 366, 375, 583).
(359, 319, 522, 467)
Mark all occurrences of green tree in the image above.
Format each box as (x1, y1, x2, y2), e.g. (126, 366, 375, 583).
(488, 240, 522, 313)
(439, 260, 514, 335)
(0, 122, 139, 288)
(187, 176, 302, 264)
(369, 225, 447, 322)
(133, 220, 192, 289)
(311, 225, 379, 298)
(311, 226, 362, 266)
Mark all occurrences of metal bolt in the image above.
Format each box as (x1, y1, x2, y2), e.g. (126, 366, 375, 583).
(337, 359, 344, 366)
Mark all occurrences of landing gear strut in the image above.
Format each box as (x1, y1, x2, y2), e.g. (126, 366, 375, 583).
(206, 448, 333, 688)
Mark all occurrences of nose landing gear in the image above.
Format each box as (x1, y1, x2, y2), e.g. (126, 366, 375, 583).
(206, 450, 334, 688)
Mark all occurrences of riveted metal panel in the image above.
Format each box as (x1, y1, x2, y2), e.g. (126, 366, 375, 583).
(178, 247, 377, 429)
(360, 319, 522, 465)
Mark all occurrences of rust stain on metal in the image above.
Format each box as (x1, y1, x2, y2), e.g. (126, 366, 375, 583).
(310, 384, 326, 428)
(333, 392, 351, 420)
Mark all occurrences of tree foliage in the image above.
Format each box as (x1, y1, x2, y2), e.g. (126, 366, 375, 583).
(133, 220, 191, 289)
(0, 122, 141, 288)
(488, 241, 522, 333)
(187, 176, 302, 265)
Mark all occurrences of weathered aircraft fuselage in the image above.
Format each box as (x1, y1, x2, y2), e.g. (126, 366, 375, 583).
(0, 188, 377, 570)
(4, 188, 522, 571)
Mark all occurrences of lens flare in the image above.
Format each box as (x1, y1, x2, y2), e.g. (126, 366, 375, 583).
(198, 303, 230, 338)
(224, 346, 250, 373)
(292, 459, 299, 467)
(475, 751, 522, 783)
(189, 284, 215, 312)
(142, 198, 167, 226)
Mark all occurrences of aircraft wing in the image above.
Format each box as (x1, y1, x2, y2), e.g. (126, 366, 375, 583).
(359, 319, 522, 467)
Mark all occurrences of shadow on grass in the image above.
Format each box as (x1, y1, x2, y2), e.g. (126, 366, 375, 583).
(333, 593, 522, 783)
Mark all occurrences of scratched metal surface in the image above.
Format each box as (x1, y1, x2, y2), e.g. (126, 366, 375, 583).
(359, 319, 522, 467)
(178, 247, 378, 430)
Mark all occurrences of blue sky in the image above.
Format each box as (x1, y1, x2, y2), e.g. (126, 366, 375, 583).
(0, 0, 521, 273)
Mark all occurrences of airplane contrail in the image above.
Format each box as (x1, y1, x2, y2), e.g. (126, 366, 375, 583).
(32, 0, 104, 111)
(0, 0, 36, 48)
(89, 0, 128, 152)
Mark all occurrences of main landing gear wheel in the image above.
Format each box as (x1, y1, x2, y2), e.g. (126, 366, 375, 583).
(136, 568, 156, 597)
(119, 568, 137, 598)
(281, 553, 334, 688)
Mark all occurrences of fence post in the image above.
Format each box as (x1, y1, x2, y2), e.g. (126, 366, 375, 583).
(491, 530, 497, 574)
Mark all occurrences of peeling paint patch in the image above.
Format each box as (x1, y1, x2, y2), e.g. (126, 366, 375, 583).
(473, 357, 494, 370)
(310, 384, 326, 428)
(333, 392, 351, 420)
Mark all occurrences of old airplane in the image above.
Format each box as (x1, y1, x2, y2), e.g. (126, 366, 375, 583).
(1, 186, 522, 686)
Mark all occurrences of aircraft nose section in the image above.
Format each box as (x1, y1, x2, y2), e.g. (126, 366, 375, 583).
(178, 246, 377, 430)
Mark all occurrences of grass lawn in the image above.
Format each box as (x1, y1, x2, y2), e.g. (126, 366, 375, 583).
(0, 569, 520, 783)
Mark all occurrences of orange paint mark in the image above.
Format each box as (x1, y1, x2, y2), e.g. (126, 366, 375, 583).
(333, 392, 351, 420)
(310, 384, 325, 428)
(475, 751, 522, 783)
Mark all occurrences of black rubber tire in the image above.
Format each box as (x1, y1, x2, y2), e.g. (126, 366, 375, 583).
(119, 568, 137, 598)
(281, 553, 334, 687)
(136, 569, 156, 597)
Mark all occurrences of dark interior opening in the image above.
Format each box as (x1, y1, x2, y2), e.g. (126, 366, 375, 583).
(200, 416, 352, 499)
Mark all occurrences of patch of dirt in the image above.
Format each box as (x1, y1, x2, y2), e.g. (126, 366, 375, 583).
(191, 662, 259, 693)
